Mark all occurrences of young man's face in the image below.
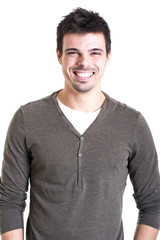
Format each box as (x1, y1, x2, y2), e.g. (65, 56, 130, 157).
(57, 33, 110, 94)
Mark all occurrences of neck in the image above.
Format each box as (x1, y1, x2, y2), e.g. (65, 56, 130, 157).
(57, 87, 106, 112)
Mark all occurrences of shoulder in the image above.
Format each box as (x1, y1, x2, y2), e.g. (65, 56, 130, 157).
(106, 93, 140, 120)
(103, 94, 152, 142)
(14, 91, 59, 127)
(18, 91, 60, 119)
(20, 93, 54, 113)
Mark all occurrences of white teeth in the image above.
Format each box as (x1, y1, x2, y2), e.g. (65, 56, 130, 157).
(75, 72, 93, 77)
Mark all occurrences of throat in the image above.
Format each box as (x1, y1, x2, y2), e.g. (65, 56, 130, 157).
(57, 89, 106, 112)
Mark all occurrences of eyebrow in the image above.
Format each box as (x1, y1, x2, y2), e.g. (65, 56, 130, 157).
(65, 48, 104, 53)
(88, 48, 104, 53)
(65, 48, 79, 52)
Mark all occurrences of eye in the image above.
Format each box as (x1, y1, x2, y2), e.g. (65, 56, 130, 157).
(91, 51, 101, 55)
(67, 51, 79, 55)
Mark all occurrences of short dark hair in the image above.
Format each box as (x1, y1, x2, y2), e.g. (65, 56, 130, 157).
(57, 8, 111, 56)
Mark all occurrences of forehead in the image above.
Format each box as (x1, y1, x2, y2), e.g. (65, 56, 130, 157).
(62, 33, 106, 51)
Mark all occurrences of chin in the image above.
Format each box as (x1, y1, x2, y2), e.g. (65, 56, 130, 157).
(72, 84, 95, 93)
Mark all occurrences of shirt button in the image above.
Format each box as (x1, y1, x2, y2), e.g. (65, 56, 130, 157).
(80, 136, 84, 141)
(77, 169, 82, 173)
(78, 152, 83, 158)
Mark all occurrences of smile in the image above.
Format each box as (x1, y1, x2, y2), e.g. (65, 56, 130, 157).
(74, 71, 94, 78)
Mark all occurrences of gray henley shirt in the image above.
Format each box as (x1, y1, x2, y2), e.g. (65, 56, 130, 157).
(0, 91, 160, 240)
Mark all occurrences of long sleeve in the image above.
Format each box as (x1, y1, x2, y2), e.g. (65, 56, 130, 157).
(128, 113, 160, 229)
(0, 108, 31, 234)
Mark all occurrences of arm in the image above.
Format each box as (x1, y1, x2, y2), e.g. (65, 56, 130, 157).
(0, 109, 30, 235)
(2, 229, 23, 240)
(134, 224, 159, 240)
(128, 114, 160, 235)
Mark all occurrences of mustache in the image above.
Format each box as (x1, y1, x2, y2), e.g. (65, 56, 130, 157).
(71, 67, 96, 72)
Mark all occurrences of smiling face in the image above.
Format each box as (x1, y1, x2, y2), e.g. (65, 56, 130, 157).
(57, 33, 110, 94)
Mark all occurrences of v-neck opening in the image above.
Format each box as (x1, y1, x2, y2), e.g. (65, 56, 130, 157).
(52, 90, 108, 137)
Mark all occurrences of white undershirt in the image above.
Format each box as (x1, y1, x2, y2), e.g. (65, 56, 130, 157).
(57, 98, 101, 135)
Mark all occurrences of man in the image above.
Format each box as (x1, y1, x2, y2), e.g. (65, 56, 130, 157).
(0, 7, 160, 240)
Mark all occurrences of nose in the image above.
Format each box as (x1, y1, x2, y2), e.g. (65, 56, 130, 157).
(77, 53, 90, 67)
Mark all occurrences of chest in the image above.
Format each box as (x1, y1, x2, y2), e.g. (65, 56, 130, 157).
(28, 118, 131, 187)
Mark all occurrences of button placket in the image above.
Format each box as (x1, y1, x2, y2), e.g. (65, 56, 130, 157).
(77, 136, 84, 187)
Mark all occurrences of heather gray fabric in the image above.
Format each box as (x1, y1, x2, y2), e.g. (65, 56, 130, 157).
(0, 91, 160, 240)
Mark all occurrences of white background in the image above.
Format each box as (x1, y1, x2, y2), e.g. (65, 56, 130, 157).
(0, 0, 160, 239)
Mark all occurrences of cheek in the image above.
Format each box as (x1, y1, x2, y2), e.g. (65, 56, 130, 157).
(96, 61, 106, 72)
(63, 58, 77, 71)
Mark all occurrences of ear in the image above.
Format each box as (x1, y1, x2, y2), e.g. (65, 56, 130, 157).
(106, 51, 111, 63)
(56, 49, 62, 65)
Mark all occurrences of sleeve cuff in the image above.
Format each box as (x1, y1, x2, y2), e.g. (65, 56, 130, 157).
(137, 212, 160, 230)
(0, 208, 24, 235)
